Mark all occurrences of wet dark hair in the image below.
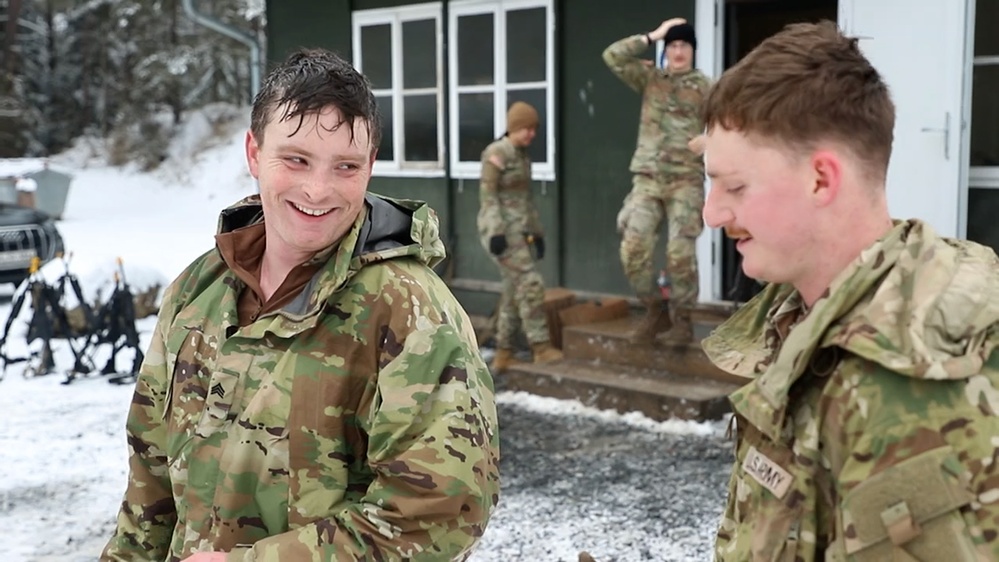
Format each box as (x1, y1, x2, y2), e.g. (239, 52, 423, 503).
(250, 48, 381, 151)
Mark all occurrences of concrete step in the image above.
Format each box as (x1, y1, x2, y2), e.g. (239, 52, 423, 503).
(497, 359, 740, 421)
(560, 316, 749, 387)
(688, 300, 740, 327)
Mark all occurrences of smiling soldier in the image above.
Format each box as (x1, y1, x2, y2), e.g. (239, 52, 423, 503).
(101, 48, 499, 562)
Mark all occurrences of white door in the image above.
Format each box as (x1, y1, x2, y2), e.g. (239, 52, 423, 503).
(841, 0, 968, 237)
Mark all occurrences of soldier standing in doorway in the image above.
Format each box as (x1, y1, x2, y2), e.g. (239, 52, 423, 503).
(604, 17, 711, 345)
(478, 101, 563, 373)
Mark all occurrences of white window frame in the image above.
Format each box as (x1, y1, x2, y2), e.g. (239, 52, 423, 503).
(352, 3, 445, 178)
(448, 0, 555, 181)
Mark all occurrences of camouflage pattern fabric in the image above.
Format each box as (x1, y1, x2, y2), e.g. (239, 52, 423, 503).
(477, 137, 551, 347)
(101, 194, 500, 562)
(604, 34, 709, 306)
(477, 136, 541, 245)
(602, 35, 711, 176)
(493, 236, 549, 348)
(703, 219, 999, 561)
(618, 172, 704, 306)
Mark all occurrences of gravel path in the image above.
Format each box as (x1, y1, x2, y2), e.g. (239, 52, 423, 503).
(1, 372, 733, 562)
(472, 394, 733, 561)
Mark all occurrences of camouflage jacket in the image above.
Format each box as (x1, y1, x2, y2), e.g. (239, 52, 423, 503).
(101, 194, 500, 562)
(603, 35, 710, 176)
(704, 219, 999, 562)
(476, 136, 541, 248)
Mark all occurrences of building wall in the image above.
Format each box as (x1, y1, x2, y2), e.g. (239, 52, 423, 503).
(264, 0, 699, 315)
(266, 0, 352, 64)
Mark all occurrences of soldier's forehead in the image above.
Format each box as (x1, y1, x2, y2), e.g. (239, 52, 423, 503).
(705, 155, 731, 178)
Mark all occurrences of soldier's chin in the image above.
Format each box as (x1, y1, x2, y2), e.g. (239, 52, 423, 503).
(740, 260, 769, 284)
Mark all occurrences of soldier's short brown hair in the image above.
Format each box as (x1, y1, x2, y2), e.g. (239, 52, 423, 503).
(703, 21, 895, 183)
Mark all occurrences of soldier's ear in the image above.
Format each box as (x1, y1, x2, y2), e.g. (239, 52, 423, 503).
(810, 149, 842, 207)
(245, 130, 261, 179)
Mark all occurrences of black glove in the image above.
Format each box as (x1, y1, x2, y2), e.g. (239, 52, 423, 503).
(489, 234, 507, 256)
(533, 236, 545, 260)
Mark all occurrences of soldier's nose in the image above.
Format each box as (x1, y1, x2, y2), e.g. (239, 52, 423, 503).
(703, 187, 733, 229)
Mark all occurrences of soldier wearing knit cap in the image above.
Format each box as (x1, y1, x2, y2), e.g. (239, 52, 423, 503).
(506, 101, 538, 135)
(477, 101, 563, 373)
(603, 17, 711, 346)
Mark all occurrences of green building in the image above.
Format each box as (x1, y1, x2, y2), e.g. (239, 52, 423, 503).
(265, 0, 999, 316)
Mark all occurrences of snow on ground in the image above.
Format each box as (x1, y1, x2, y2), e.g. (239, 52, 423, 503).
(0, 105, 730, 561)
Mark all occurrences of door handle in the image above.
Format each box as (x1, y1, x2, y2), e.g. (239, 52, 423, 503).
(920, 112, 950, 160)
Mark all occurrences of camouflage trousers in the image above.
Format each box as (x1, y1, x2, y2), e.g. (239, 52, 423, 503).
(618, 171, 704, 306)
(490, 235, 550, 349)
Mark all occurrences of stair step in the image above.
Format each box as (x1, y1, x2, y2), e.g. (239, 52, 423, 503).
(498, 359, 741, 422)
(689, 301, 740, 326)
(561, 317, 749, 386)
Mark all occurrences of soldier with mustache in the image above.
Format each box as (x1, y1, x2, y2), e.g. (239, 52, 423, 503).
(701, 21, 999, 561)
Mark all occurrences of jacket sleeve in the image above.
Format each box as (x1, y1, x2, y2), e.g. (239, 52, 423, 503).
(527, 175, 543, 237)
(100, 291, 179, 561)
(229, 316, 500, 561)
(478, 144, 506, 240)
(602, 35, 652, 93)
(691, 74, 713, 131)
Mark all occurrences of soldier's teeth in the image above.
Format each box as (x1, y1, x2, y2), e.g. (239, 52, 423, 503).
(293, 203, 332, 217)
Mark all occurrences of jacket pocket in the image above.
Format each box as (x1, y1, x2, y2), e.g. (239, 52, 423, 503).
(840, 445, 977, 562)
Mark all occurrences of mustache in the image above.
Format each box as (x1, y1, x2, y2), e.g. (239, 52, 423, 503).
(724, 227, 750, 239)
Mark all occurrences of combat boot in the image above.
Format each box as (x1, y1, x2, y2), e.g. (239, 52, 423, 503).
(658, 307, 693, 345)
(531, 341, 563, 364)
(628, 299, 672, 344)
(492, 348, 514, 373)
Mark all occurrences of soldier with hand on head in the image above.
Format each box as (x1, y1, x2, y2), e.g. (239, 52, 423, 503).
(478, 101, 563, 374)
(101, 47, 499, 562)
(603, 17, 712, 346)
(701, 21, 999, 561)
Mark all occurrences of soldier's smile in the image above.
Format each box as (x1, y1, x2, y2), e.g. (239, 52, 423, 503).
(290, 201, 334, 218)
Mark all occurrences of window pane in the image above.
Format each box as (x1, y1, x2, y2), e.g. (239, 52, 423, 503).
(403, 94, 438, 162)
(403, 19, 436, 89)
(970, 64, 999, 166)
(375, 95, 393, 161)
(975, 0, 999, 56)
(457, 14, 494, 86)
(506, 7, 546, 83)
(458, 93, 495, 162)
(967, 188, 999, 255)
(360, 24, 392, 89)
(507, 89, 547, 164)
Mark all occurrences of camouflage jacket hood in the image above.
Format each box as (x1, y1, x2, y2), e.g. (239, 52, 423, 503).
(216, 192, 446, 307)
(705, 219, 999, 438)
